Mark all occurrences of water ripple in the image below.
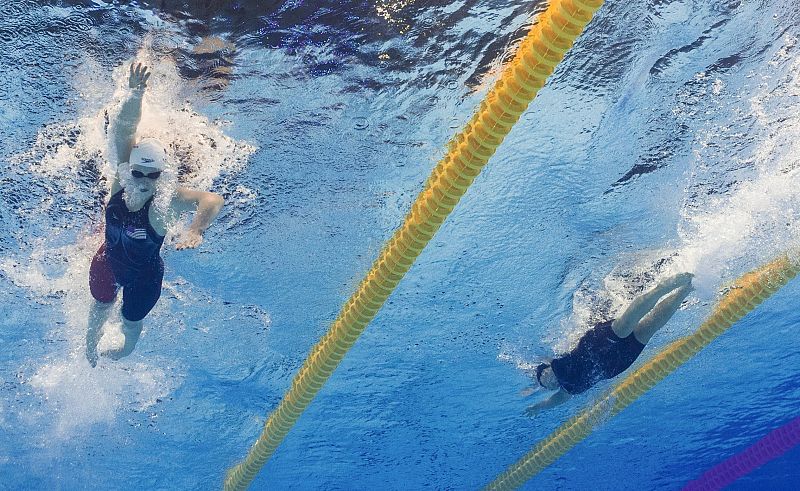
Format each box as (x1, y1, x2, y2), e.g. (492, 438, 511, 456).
(65, 12, 95, 33)
(0, 0, 35, 19)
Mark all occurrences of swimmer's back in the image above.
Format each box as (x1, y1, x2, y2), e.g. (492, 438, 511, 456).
(550, 319, 645, 394)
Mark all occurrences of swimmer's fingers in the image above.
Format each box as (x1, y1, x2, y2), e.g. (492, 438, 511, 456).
(129, 63, 141, 84)
(175, 231, 203, 250)
(524, 405, 542, 418)
(519, 386, 536, 398)
(129, 63, 151, 90)
(175, 239, 197, 250)
(136, 64, 150, 84)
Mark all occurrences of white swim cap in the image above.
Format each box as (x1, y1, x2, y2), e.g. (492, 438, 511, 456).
(130, 137, 168, 170)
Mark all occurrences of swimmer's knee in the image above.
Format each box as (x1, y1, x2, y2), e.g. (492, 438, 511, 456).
(121, 316, 144, 331)
(93, 298, 115, 309)
(121, 308, 148, 323)
(120, 295, 158, 322)
(91, 291, 116, 304)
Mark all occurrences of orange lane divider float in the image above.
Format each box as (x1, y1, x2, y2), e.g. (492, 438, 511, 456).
(484, 253, 800, 490)
(224, 1, 606, 489)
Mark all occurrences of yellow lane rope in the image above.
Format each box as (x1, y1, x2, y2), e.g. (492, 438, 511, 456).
(224, 1, 605, 489)
(485, 253, 800, 490)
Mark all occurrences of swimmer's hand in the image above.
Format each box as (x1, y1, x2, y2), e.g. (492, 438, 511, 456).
(524, 404, 543, 417)
(519, 386, 537, 398)
(524, 388, 571, 417)
(176, 229, 203, 250)
(129, 63, 151, 92)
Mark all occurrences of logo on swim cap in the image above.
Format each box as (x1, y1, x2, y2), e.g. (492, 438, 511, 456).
(130, 138, 168, 170)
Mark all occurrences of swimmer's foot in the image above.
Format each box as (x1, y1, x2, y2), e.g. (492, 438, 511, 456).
(86, 347, 98, 368)
(103, 348, 129, 361)
(677, 272, 694, 286)
(660, 272, 694, 291)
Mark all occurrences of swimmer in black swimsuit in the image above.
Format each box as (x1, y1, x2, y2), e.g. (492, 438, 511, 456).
(85, 63, 225, 367)
(524, 272, 694, 414)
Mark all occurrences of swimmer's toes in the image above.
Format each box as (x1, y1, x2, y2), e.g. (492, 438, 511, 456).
(105, 350, 122, 361)
(669, 272, 694, 289)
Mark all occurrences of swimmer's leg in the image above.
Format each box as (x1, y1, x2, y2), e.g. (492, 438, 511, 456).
(105, 259, 163, 361)
(86, 300, 114, 367)
(612, 272, 693, 338)
(106, 317, 142, 360)
(633, 283, 694, 344)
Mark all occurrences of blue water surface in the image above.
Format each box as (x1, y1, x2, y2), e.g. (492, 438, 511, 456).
(1, 0, 799, 489)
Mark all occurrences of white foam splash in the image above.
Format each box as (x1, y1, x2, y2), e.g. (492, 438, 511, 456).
(675, 170, 800, 293)
(28, 357, 174, 437)
(673, 37, 800, 294)
(595, 35, 800, 308)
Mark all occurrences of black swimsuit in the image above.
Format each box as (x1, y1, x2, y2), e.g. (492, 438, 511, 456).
(550, 320, 645, 395)
(88, 190, 165, 322)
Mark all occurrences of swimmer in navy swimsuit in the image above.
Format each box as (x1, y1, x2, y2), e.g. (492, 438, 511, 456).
(524, 272, 694, 414)
(85, 63, 225, 367)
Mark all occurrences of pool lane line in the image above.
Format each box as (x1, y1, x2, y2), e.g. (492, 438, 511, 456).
(484, 253, 800, 490)
(223, 0, 606, 489)
(682, 415, 800, 491)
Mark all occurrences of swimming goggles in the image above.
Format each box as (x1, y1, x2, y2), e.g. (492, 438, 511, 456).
(131, 169, 162, 180)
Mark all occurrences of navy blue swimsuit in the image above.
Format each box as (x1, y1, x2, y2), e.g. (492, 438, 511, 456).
(105, 189, 165, 276)
(550, 320, 645, 395)
(89, 190, 165, 322)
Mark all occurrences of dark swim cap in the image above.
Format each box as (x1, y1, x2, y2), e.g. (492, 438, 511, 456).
(535, 363, 550, 388)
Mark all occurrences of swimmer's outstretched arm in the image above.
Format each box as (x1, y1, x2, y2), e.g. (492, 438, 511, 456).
(525, 388, 571, 416)
(110, 64, 151, 192)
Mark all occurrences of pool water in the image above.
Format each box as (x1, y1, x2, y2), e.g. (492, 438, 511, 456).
(1, 0, 799, 489)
